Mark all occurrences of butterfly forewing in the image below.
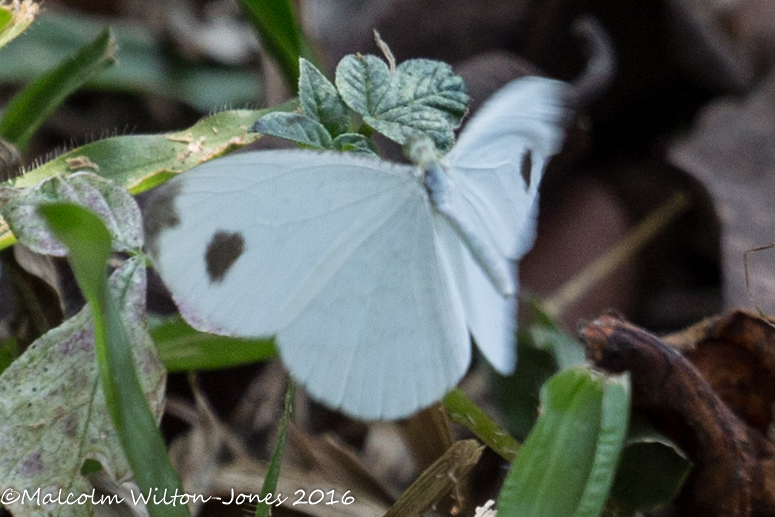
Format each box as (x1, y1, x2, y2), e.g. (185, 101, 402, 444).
(145, 150, 470, 419)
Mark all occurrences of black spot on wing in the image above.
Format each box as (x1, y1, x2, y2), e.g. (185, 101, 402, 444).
(520, 150, 533, 189)
(143, 181, 182, 257)
(205, 231, 245, 283)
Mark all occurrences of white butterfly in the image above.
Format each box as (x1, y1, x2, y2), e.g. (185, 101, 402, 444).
(144, 76, 571, 420)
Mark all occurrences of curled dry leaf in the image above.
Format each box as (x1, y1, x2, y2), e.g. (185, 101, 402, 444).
(581, 313, 775, 516)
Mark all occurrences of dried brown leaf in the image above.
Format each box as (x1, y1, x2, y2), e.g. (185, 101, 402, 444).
(582, 313, 775, 516)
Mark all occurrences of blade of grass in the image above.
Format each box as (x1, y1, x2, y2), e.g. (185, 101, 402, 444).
(0, 28, 116, 150)
(444, 388, 520, 462)
(39, 203, 189, 517)
(254, 378, 295, 517)
(238, 0, 316, 88)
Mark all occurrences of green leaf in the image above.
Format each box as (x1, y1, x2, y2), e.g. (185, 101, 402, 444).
(3, 172, 143, 256)
(0, 28, 116, 150)
(238, 0, 315, 88)
(497, 367, 630, 517)
(152, 315, 277, 372)
(299, 58, 351, 137)
(332, 133, 378, 155)
(0, 0, 37, 50)
(251, 111, 333, 148)
(609, 416, 692, 514)
(254, 379, 295, 517)
(335, 54, 391, 116)
(0, 256, 166, 517)
(39, 204, 188, 517)
(443, 388, 520, 462)
(0, 10, 262, 111)
(336, 54, 468, 152)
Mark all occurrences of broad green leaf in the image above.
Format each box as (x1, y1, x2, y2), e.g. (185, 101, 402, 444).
(609, 416, 692, 514)
(40, 204, 187, 517)
(0, 28, 116, 150)
(443, 388, 520, 462)
(254, 379, 295, 517)
(0, 0, 37, 50)
(497, 367, 630, 517)
(0, 10, 261, 111)
(238, 0, 315, 88)
(0, 255, 166, 517)
(299, 58, 350, 137)
(336, 54, 468, 151)
(3, 172, 142, 256)
(332, 133, 378, 155)
(251, 111, 332, 148)
(152, 315, 276, 372)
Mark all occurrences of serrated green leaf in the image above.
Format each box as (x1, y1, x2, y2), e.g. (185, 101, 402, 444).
(332, 133, 378, 155)
(0, 254, 167, 517)
(0, 28, 116, 150)
(335, 54, 392, 117)
(497, 367, 630, 517)
(0, 0, 37, 50)
(252, 111, 333, 148)
(299, 58, 350, 137)
(3, 172, 143, 256)
(254, 379, 294, 517)
(238, 0, 315, 88)
(336, 54, 468, 151)
(152, 315, 276, 372)
(40, 204, 188, 517)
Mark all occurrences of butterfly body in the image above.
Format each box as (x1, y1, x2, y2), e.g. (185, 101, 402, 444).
(145, 76, 570, 419)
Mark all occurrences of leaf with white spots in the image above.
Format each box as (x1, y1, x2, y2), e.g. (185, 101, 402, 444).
(1, 171, 143, 256)
(0, 257, 165, 517)
(299, 58, 350, 137)
(335, 53, 468, 152)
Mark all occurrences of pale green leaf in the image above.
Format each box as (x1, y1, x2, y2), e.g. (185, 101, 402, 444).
(0, 256, 166, 517)
(2, 172, 143, 256)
